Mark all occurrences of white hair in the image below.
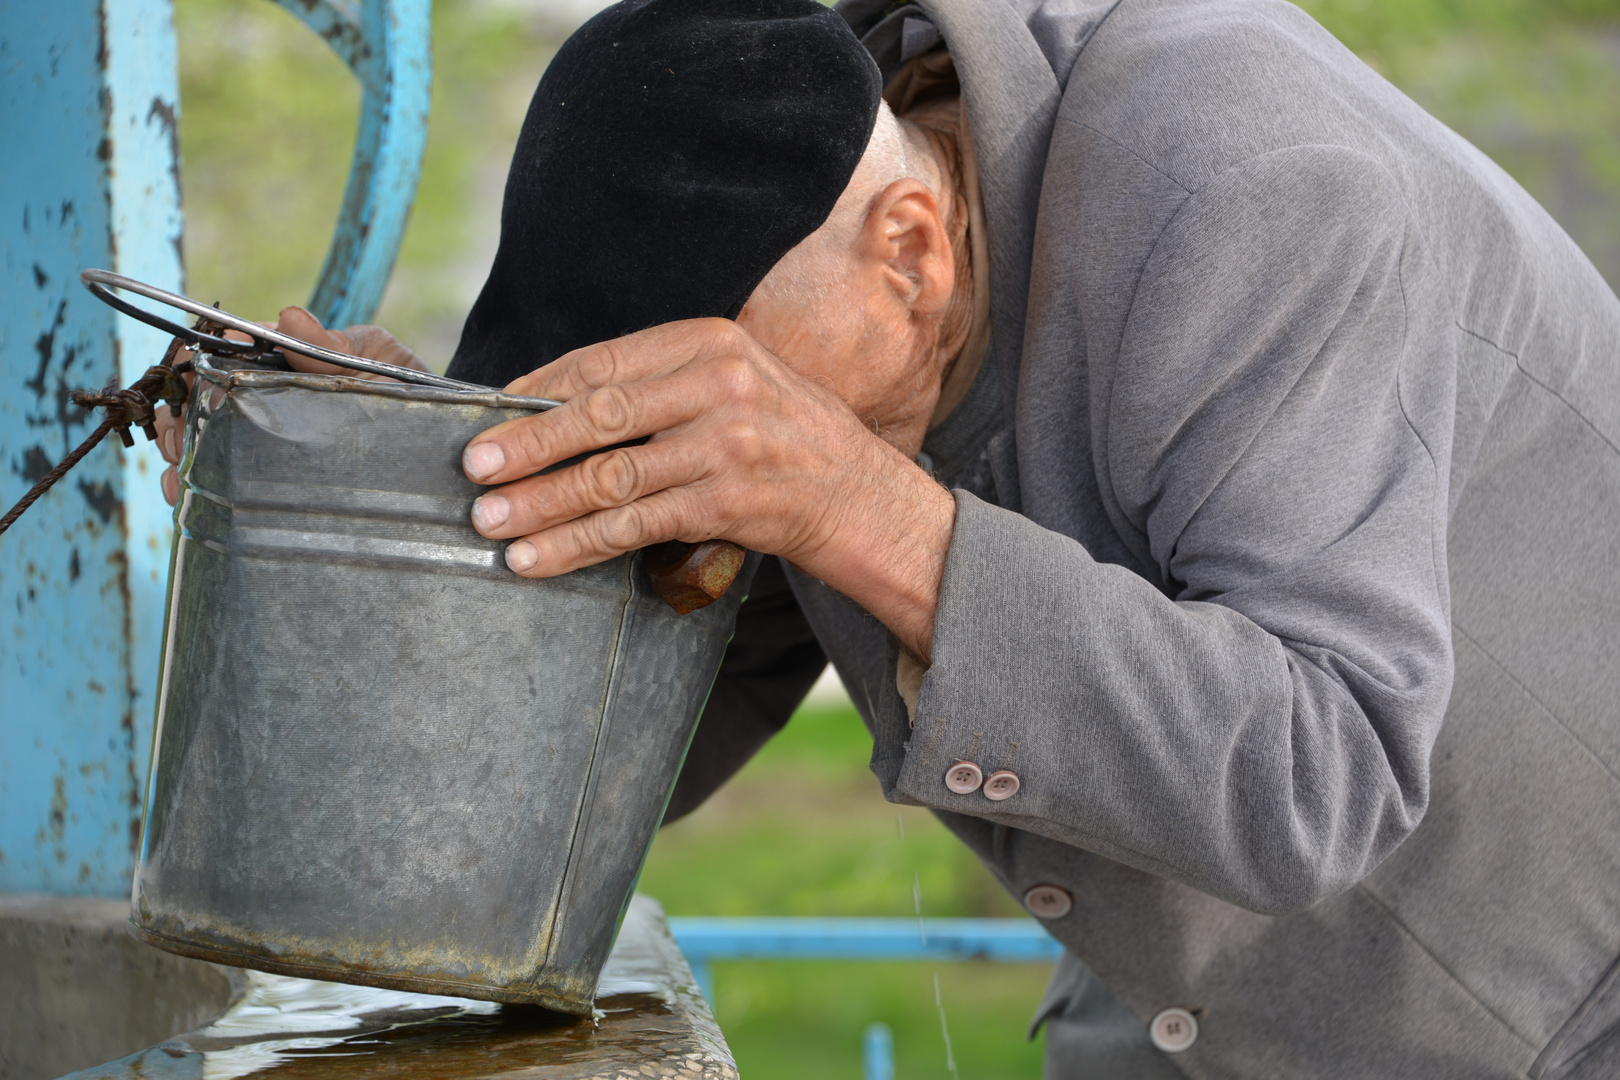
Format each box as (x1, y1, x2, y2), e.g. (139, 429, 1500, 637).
(821, 102, 926, 244)
(748, 102, 931, 314)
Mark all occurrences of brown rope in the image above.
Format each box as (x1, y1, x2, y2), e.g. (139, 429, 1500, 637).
(0, 418, 119, 535)
(0, 329, 200, 539)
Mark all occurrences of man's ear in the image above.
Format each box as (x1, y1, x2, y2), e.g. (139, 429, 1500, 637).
(857, 179, 954, 318)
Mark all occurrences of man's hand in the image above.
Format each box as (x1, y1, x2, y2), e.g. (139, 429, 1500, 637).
(464, 319, 956, 659)
(154, 307, 428, 506)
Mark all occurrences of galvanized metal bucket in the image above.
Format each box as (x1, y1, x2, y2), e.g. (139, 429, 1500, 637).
(132, 354, 753, 1015)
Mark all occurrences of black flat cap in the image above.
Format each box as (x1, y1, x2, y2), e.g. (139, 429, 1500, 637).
(446, 0, 883, 387)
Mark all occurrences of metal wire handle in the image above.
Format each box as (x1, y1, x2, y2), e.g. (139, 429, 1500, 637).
(63, 270, 745, 613)
(79, 269, 562, 407)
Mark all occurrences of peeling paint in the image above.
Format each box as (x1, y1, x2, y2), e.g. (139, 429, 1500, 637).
(49, 776, 67, 844)
(147, 94, 184, 218)
(3, 0, 425, 899)
(77, 477, 119, 523)
(25, 301, 67, 400)
(1, 0, 179, 896)
(18, 445, 52, 483)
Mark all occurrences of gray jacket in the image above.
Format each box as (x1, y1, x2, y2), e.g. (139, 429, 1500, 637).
(681, 0, 1620, 1075)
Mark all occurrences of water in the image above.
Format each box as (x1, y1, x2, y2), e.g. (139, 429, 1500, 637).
(905, 822, 959, 1080)
(913, 871, 929, 947)
(135, 969, 704, 1080)
(68, 897, 739, 1080)
(196, 971, 504, 1079)
(932, 974, 960, 1080)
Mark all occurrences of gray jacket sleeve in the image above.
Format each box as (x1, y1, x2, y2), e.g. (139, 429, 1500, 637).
(892, 146, 1456, 915)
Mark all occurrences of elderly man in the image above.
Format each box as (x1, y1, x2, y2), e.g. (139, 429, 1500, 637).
(156, 0, 1620, 1075)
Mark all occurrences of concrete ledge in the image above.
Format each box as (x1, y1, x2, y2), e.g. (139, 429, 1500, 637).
(59, 894, 737, 1080)
(0, 894, 236, 1080)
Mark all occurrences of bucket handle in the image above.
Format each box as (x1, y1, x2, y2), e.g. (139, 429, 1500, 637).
(80, 269, 746, 613)
(80, 269, 560, 403)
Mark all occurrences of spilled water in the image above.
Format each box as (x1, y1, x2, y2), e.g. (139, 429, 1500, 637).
(931, 973, 959, 1080)
(902, 814, 961, 1080)
(76, 967, 731, 1080)
(196, 971, 503, 1079)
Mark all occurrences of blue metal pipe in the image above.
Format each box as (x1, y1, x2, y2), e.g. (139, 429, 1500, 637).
(0, 0, 183, 896)
(863, 1022, 895, 1080)
(1, 0, 431, 896)
(668, 916, 1064, 963)
(667, 916, 1062, 1007)
(269, 0, 433, 328)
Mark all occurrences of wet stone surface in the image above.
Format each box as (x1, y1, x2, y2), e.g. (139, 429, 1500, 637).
(62, 897, 738, 1080)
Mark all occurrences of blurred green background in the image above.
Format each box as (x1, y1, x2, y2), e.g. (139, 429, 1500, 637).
(642, 696, 1041, 1080)
(171, 0, 1620, 1076)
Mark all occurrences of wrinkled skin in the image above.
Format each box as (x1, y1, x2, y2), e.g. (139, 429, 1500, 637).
(155, 176, 958, 659)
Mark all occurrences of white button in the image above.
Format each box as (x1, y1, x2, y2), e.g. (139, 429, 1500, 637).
(1149, 1008, 1198, 1053)
(944, 761, 982, 794)
(983, 770, 1020, 801)
(1022, 884, 1072, 919)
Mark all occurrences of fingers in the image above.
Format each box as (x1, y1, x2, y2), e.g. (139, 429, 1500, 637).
(465, 382, 660, 485)
(344, 324, 431, 372)
(155, 409, 181, 465)
(273, 308, 426, 379)
(467, 353, 768, 485)
(504, 318, 753, 401)
(158, 420, 181, 465)
(501, 489, 703, 578)
(220, 326, 262, 346)
(274, 307, 363, 376)
(161, 466, 179, 507)
(470, 440, 709, 541)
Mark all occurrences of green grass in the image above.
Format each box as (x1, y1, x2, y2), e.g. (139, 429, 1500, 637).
(639, 701, 1049, 1080)
(706, 960, 1048, 1080)
(175, 0, 561, 360)
(641, 703, 1023, 921)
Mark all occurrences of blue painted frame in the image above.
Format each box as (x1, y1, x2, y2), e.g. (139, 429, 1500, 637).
(666, 916, 1063, 1007)
(268, 0, 433, 328)
(0, 0, 185, 897)
(0, 0, 431, 896)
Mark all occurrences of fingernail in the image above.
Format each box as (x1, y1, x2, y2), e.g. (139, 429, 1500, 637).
(505, 540, 538, 572)
(464, 441, 506, 481)
(472, 495, 510, 532)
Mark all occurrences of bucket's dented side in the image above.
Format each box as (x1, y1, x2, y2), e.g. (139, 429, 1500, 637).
(132, 365, 750, 1014)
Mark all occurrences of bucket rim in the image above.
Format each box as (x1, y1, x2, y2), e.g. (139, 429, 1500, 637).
(194, 354, 559, 413)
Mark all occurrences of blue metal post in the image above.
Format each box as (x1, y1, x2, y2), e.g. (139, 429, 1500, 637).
(667, 916, 1067, 966)
(863, 1022, 895, 1080)
(1, 0, 430, 898)
(689, 958, 715, 1006)
(270, 0, 434, 328)
(0, 0, 182, 896)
